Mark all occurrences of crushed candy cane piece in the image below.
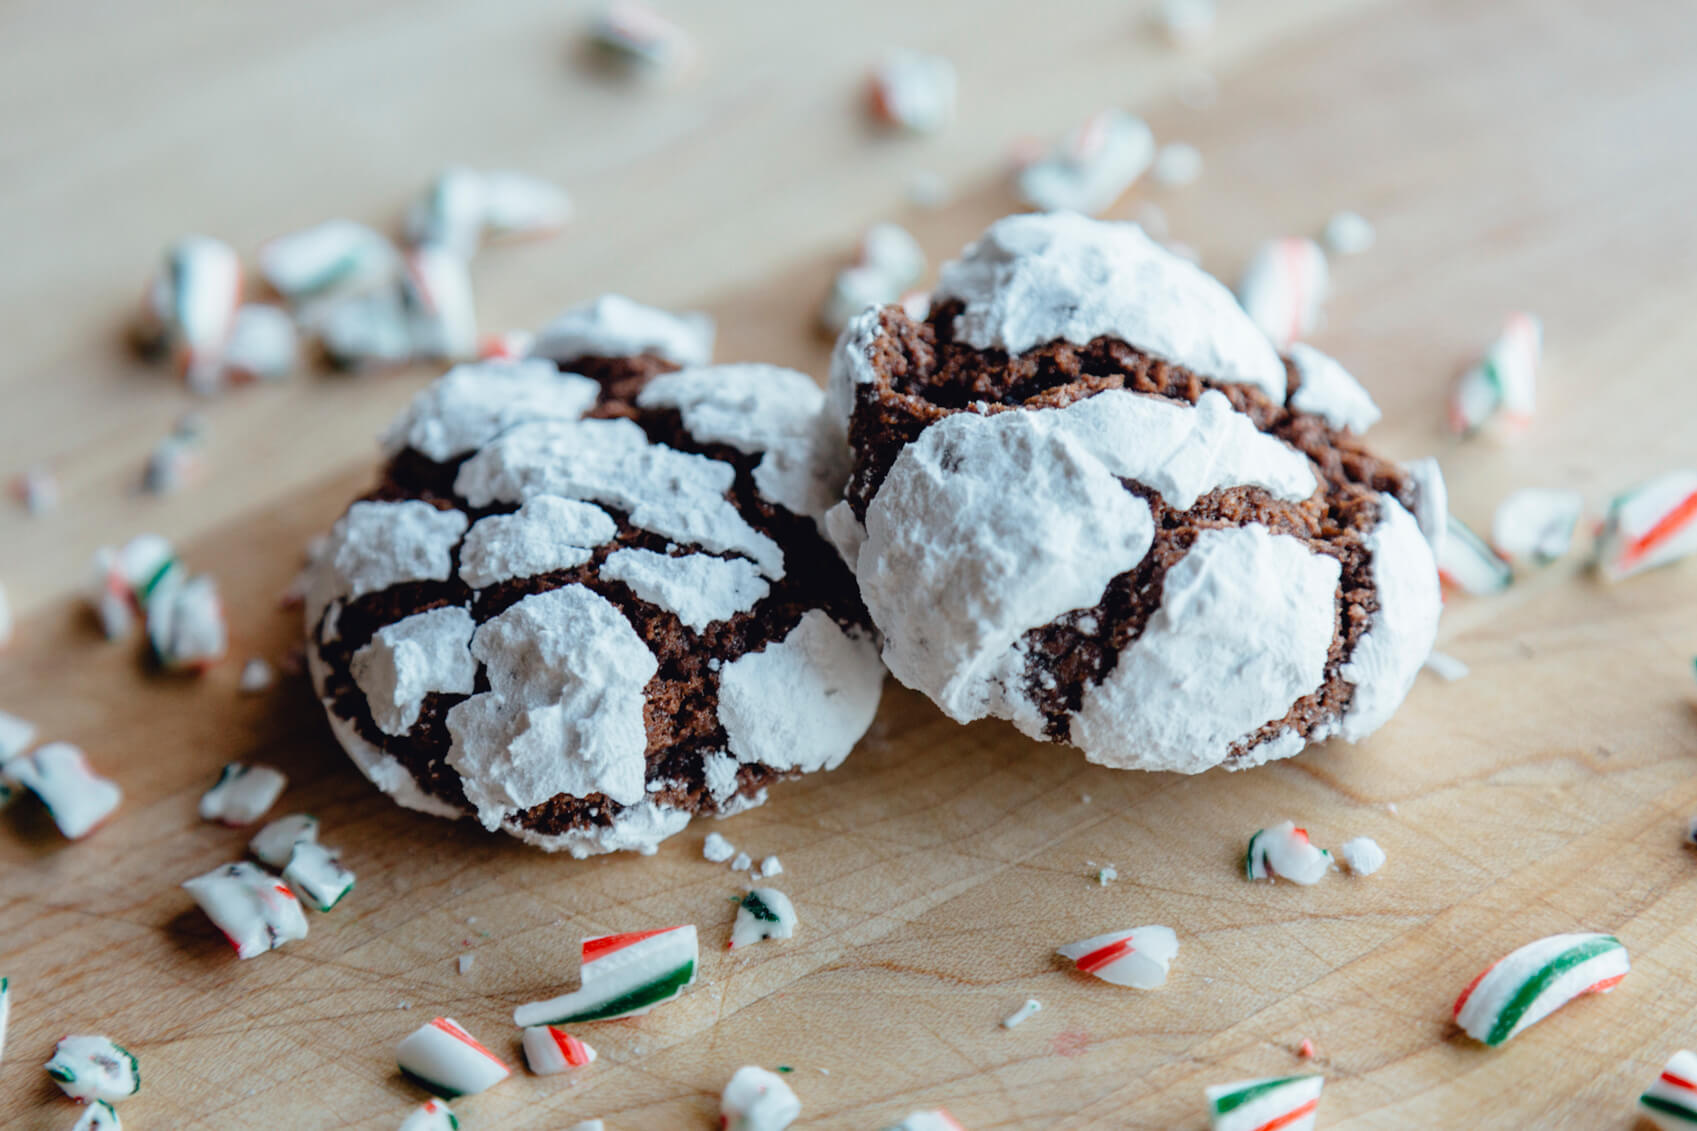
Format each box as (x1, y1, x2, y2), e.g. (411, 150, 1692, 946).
(136, 236, 242, 394)
(457, 954, 474, 975)
(883, 1113, 966, 1131)
(46, 1035, 139, 1103)
(1001, 998, 1042, 1029)
(317, 288, 416, 370)
(1152, 142, 1203, 187)
(703, 831, 736, 863)
(758, 855, 784, 878)
(1321, 210, 1376, 256)
(72, 1100, 122, 1131)
(405, 169, 572, 258)
(1438, 514, 1513, 595)
(1491, 487, 1583, 564)
(1097, 865, 1118, 885)
(199, 762, 286, 826)
(1246, 822, 1332, 885)
(141, 419, 206, 495)
(1236, 238, 1329, 350)
(478, 329, 535, 361)
(821, 223, 927, 334)
(397, 1017, 511, 1098)
(1454, 932, 1628, 1046)
(11, 463, 60, 514)
(731, 851, 754, 873)
(239, 657, 277, 693)
(1594, 470, 1697, 582)
(867, 49, 957, 134)
(260, 219, 401, 308)
(1158, 0, 1216, 45)
(182, 861, 309, 958)
(1450, 312, 1541, 436)
(398, 1098, 457, 1131)
(1402, 457, 1448, 558)
(521, 1025, 597, 1075)
(1337, 837, 1386, 876)
(906, 170, 951, 210)
(5, 743, 121, 839)
(589, 0, 693, 72)
(1640, 1048, 1697, 1129)
(222, 304, 299, 383)
(731, 888, 797, 949)
(1297, 1038, 1316, 1059)
(402, 246, 478, 362)
(87, 534, 179, 641)
(249, 813, 319, 868)
(513, 925, 698, 1025)
(0, 976, 9, 1064)
(1016, 108, 1155, 216)
(1058, 926, 1178, 989)
(722, 1065, 801, 1131)
(284, 840, 355, 911)
(1423, 651, 1469, 682)
(1205, 1074, 1322, 1131)
(146, 570, 227, 672)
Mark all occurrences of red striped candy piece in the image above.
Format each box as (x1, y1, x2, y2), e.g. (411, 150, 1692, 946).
(1595, 470, 1697, 582)
(513, 925, 698, 1026)
(1236, 238, 1328, 351)
(1641, 1049, 1697, 1128)
(398, 1098, 459, 1131)
(1437, 515, 1513, 596)
(1453, 932, 1628, 1046)
(396, 1017, 511, 1098)
(521, 1025, 597, 1076)
(1449, 313, 1541, 437)
(1057, 926, 1178, 989)
(1204, 1074, 1323, 1131)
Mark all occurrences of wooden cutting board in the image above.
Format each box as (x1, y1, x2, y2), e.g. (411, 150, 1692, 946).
(4, 0, 1697, 1126)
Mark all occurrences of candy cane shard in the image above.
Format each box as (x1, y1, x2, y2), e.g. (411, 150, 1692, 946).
(73, 1100, 123, 1131)
(1057, 926, 1179, 989)
(520, 1025, 598, 1075)
(1640, 1049, 1697, 1129)
(0, 976, 10, 1065)
(1205, 1075, 1323, 1131)
(703, 831, 736, 863)
(1001, 998, 1042, 1029)
(146, 572, 228, 673)
(820, 223, 926, 334)
(182, 861, 309, 959)
(1595, 470, 1697, 582)
(513, 926, 698, 1026)
(1437, 514, 1513, 596)
(222, 303, 299, 383)
(1245, 822, 1332, 885)
(730, 888, 798, 949)
(1236, 238, 1329, 351)
(589, 0, 695, 72)
(199, 763, 288, 826)
(1337, 837, 1386, 876)
(284, 841, 355, 912)
(86, 535, 180, 641)
(46, 1035, 140, 1103)
(1491, 487, 1583, 564)
(1453, 932, 1629, 1046)
(401, 246, 478, 362)
(396, 1017, 511, 1098)
(136, 236, 242, 394)
(1016, 108, 1155, 216)
(721, 1065, 801, 1131)
(867, 49, 958, 134)
(883, 1111, 967, 1131)
(250, 813, 320, 868)
(4, 743, 122, 839)
(1450, 313, 1541, 436)
(0, 708, 35, 760)
(398, 1098, 459, 1131)
(259, 219, 403, 308)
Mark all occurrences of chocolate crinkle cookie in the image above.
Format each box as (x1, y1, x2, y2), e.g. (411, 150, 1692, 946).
(305, 294, 885, 855)
(821, 212, 1443, 774)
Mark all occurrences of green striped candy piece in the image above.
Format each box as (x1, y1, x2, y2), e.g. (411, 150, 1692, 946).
(1484, 935, 1621, 1047)
(1212, 1075, 1311, 1115)
(545, 960, 697, 1024)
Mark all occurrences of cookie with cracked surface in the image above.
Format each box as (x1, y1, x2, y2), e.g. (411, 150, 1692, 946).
(822, 212, 1441, 774)
(305, 295, 885, 855)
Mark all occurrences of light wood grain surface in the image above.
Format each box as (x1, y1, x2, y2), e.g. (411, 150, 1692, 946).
(4, 0, 1697, 1127)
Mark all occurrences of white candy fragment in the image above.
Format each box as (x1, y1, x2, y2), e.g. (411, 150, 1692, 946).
(589, 0, 693, 72)
(239, 657, 277, 693)
(222, 303, 299, 382)
(397, 1017, 512, 1097)
(249, 813, 319, 868)
(1594, 470, 1697, 582)
(1439, 514, 1512, 595)
(398, 1099, 457, 1131)
(1454, 932, 1628, 1046)
(199, 762, 287, 826)
(520, 1025, 597, 1075)
(260, 220, 402, 308)
(146, 572, 228, 672)
(136, 236, 242, 394)
(46, 1035, 139, 1102)
(883, 1113, 966, 1131)
(703, 831, 736, 863)
(1236, 238, 1329, 350)
(1423, 651, 1470, 682)
(182, 861, 309, 959)
(868, 49, 957, 133)
(1337, 837, 1386, 876)
(317, 289, 415, 370)
(403, 246, 478, 362)
(821, 223, 927, 333)
(0, 975, 10, 1064)
(86, 534, 179, 641)
(1157, 0, 1216, 45)
(1057, 926, 1178, 989)
(567, 1123, 607, 1131)
(1206, 1075, 1323, 1131)
(284, 841, 355, 911)
(1016, 109, 1155, 216)
(721, 1065, 801, 1131)
(758, 855, 783, 878)
(1001, 998, 1042, 1029)
(731, 888, 798, 949)
(1450, 312, 1540, 436)
(5, 743, 121, 839)
(731, 851, 753, 873)
(10, 463, 60, 515)
(1491, 487, 1583, 564)
(1245, 821, 1332, 885)
(405, 168, 572, 258)
(1152, 142, 1203, 187)
(0, 709, 30, 759)
(1321, 210, 1376, 256)
(73, 1100, 122, 1131)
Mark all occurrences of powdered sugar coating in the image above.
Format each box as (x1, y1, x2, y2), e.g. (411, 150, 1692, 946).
(447, 586, 656, 826)
(717, 610, 885, 773)
(382, 359, 601, 461)
(307, 500, 467, 625)
(1335, 497, 1441, 740)
(351, 606, 477, 735)
(1287, 343, 1381, 434)
(458, 496, 617, 587)
(1070, 525, 1340, 772)
(602, 548, 770, 631)
(530, 294, 714, 367)
(932, 212, 1287, 401)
